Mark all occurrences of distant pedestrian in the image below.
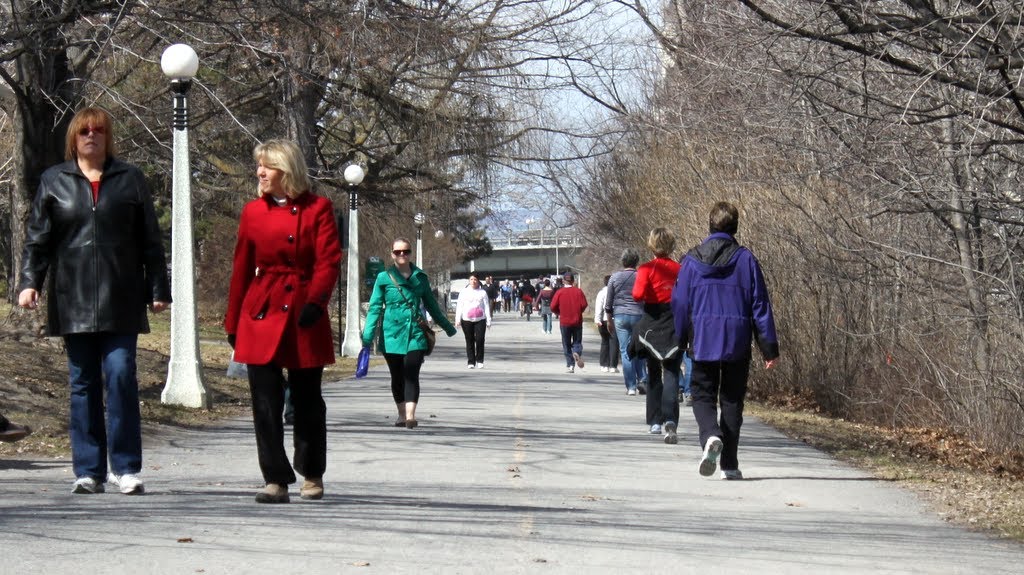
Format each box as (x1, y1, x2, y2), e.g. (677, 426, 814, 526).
(629, 228, 683, 440)
(363, 238, 457, 430)
(455, 275, 492, 368)
(550, 272, 588, 373)
(18, 107, 171, 496)
(0, 413, 31, 443)
(225, 139, 341, 503)
(501, 281, 513, 313)
(483, 276, 501, 315)
(535, 279, 555, 335)
(593, 275, 619, 373)
(518, 279, 537, 318)
(671, 201, 779, 480)
(605, 249, 647, 395)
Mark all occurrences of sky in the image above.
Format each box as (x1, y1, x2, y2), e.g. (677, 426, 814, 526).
(480, 0, 658, 237)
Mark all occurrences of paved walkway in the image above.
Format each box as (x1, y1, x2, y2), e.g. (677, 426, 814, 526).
(1, 314, 1021, 574)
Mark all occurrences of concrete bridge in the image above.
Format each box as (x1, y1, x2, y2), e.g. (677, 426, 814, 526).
(452, 228, 583, 280)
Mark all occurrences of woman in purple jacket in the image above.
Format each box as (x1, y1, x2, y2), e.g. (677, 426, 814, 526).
(671, 201, 779, 480)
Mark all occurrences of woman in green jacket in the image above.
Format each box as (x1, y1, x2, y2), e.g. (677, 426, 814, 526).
(362, 237, 456, 428)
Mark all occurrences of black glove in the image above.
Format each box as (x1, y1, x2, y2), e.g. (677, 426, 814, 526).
(227, 334, 236, 349)
(297, 303, 323, 327)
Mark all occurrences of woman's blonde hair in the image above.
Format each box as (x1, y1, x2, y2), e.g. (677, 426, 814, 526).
(647, 227, 676, 258)
(253, 139, 311, 198)
(65, 107, 116, 161)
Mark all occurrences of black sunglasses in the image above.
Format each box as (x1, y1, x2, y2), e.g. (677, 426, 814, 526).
(392, 249, 411, 256)
(78, 125, 106, 136)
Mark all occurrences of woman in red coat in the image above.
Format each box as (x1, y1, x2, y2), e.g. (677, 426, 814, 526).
(224, 139, 341, 504)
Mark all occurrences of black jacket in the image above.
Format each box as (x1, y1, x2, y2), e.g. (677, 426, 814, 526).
(18, 158, 171, 336)
(627, 303, 682, 361)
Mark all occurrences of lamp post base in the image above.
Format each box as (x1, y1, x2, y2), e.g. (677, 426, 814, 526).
(162, 363, 210, 408)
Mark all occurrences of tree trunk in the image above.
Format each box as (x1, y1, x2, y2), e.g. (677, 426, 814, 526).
(9, 42, 75, 302)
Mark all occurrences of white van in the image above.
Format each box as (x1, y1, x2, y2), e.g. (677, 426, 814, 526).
(448, 278, 471, 312)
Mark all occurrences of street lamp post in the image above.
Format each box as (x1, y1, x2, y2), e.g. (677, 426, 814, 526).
(414, 212, 425, 268)
(159, 44, 209, 408)
(555, 228, 560, 276)
(340, 163, 366, 357)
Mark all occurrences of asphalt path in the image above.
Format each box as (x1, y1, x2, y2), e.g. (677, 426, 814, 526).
(1, 312, 1022, 574)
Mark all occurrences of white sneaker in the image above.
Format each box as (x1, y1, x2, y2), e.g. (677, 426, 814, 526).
(721, 469, 743, 480)
(699, 436, 723, 477)
(108, 472, 145, 495)
(627, 388, 637, 396)
(476, 362, 484, 369)
(611, 367, 619, 373)
(467, 364, 475, 369)
(566, 365, 574, 373)
(601, 366, 608, 373)
(71, 476, 105, 494)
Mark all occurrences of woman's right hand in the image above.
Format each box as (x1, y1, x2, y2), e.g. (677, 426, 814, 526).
(18, 288, 38, 309)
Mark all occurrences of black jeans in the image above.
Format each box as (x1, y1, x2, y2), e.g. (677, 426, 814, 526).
(248, 364, 326, 485)
(385, 350, 426, 404)
(645, 355, 682, 426)
(598, 321, 619, 368)
(690, 360, 750, 471)
(461, 319, 487, 365)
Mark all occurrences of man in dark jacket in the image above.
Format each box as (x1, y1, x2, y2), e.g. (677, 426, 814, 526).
(670, 201, 779, 480)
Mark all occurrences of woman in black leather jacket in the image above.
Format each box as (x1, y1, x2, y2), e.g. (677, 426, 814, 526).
(17, 107, 171, 496)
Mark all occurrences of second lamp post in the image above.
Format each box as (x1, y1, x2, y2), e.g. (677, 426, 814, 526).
(340, 163, 366, 357)
(414, 212, 425, 268)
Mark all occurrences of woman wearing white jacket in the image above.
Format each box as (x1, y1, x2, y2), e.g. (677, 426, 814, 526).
(455, 275, 492, 368)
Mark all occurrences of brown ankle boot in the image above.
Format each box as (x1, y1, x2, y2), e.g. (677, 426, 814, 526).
(255, 483, 289, 504)
(300, 478, 324, 500)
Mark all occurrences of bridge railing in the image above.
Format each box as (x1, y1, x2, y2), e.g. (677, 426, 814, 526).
(497, 228, 582, 248)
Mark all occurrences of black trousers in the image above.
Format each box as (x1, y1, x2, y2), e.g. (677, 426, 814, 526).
(598, 321, 619, 368)
(248, 364, 326, 485)
(690, 360, 750, 471)
(645, 355, 681, 426)
(385, 350, 425, 404)
(461, 319, 487, 365)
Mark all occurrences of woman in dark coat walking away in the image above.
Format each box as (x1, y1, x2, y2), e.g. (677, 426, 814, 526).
(630, 228, 683, 442)
(18, 107, 171, 496)
(224, 139, 341, 503)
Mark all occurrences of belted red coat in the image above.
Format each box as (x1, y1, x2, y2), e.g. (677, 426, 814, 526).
(224, 192, 341, 368)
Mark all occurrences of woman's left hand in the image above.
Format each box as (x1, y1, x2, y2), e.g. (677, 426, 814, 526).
(151, 301, 170, 313)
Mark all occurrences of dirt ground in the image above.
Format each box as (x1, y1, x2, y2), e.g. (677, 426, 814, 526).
(1, 307, 1020, 543)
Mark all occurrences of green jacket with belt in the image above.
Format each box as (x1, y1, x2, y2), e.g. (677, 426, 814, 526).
(362, 265, 456, 354)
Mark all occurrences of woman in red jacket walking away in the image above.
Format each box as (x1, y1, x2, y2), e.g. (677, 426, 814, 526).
(630, 228, 683, 442)
(224, 140, 341, 504)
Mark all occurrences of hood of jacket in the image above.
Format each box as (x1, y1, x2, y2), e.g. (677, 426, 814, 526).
(686, 232, 743, 277)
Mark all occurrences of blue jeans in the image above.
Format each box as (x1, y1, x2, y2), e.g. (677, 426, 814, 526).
(678, 353, 693, 395)
(541, 312, 553, 334)
(613, 313, 647, 391)
(559, 324, 583, 366)
(65, 333, 141, 481)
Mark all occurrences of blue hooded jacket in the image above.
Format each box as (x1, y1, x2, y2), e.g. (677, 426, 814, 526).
(670, 232, 779, 362)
